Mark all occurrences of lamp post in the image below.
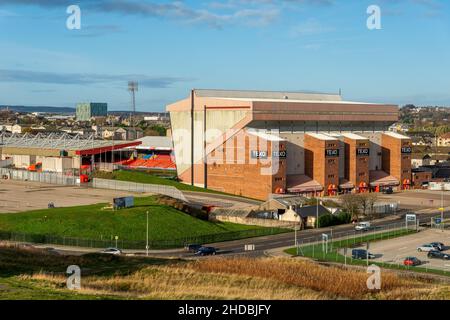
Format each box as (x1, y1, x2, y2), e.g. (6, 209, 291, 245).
(146, 210, 149, 256)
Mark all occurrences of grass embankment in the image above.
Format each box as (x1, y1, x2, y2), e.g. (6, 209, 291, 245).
(0, 196, 285, 247)
(285, 228, 450, 277)
(93, 170, 226, 195)
(1, 244, 449, 300)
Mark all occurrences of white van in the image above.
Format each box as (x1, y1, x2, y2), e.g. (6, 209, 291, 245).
(355, 222, 371, 231)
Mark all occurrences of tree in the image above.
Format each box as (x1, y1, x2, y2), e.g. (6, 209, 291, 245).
(340, 194, 361, 221)
(357, 193, 378, 219)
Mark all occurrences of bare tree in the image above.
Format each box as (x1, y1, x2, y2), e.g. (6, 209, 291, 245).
(357, 193, 379, 220)
(341, 194, 361, 222)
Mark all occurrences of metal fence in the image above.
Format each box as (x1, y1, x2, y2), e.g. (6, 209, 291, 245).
(92, 178, 188, 202)
(0, 227, 287, 250)
(0, 158, 13, 168)
(293, 221, 450, 276)
(0, 168, 77, 185)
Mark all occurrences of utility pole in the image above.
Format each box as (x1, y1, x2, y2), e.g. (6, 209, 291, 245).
(316, 197, 319, 229)
(146, 210, 149, 256)
(441, 183, 445, 232)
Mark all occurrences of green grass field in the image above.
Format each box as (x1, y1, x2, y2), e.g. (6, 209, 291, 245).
(93, 170, 225, 194)
(0, 197, 285, 248)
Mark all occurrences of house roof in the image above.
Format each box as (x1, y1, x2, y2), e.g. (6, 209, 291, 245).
(297, 205, 331, 218)
(287, 174, 324, 193)
(383, 132, 411, 140)
(369, 170, 400, 187)
(132, 136, 173, 150)
(272, 196, 308, 207)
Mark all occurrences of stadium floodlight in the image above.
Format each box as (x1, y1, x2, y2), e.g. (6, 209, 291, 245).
(128, 81, 138, 127)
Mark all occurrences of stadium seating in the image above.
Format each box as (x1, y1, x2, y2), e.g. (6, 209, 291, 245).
(116, 154, 176, 170)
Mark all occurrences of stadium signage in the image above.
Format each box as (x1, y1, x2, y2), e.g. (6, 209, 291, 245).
(325, 149, 339, 157)
(251, 150, 287, 159)
(401, 147, 412, 154)
(251, 150, 268, 159)
(356, 148, 370, 156)
(272, 150, 287, 158)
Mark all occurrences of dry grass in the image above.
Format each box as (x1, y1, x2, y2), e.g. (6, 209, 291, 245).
(23, 257, 450, 300)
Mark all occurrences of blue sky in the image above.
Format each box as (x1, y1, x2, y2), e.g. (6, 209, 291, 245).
(0, 0, 449, 111)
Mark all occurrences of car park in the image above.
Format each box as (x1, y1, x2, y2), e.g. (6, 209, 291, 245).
(100, 248, 123, 255)
(403, 257, 421, 266)
(417, 244, 437, 252)
(430, 242, 445, 251)
(351, 249, 375, 260)
(195, 246, 217, 256)
(427, 250, 450, 260)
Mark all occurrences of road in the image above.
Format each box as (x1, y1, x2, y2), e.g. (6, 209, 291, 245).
(28, 209, 450, 259)
(196, 209, 450, 258)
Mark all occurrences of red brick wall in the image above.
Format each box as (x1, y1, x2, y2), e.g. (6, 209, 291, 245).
(381, 134, 412, 188)
(304, 135, 339, 195)
(344, 137, 370, 190)
(206, 130, 286, 200)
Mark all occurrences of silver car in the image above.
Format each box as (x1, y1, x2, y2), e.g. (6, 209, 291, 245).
(100, 248, 123, 255)
(417, 244, 437, 252)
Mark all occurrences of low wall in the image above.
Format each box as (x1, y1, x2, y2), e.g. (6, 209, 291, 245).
(210, 214, 296, 229)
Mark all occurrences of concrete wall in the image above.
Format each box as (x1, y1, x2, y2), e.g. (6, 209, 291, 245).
(11, 155, 36, 169)
(170, 108, 249, 186)
(209, 214, 295, 228)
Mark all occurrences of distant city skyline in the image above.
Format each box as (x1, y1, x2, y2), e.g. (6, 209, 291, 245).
(0, 0, 449, 111)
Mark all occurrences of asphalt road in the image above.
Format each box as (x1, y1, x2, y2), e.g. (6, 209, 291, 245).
(34, 209, 450, 259)
(194, 209, 450, 258)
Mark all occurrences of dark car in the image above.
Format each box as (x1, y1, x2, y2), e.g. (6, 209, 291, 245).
(195, 246, 217, 256)
(352, 249, 375, 260)
(382, 187, 393, 194)
(185, 244, 202, 252)
(430, 242, 445, 251)
(403, 256, 421, 266)
(428, 250, 450, 260)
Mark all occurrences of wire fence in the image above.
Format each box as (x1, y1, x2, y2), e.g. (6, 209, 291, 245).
(0, 168, 78, 185)
(0, 227, 287, 250)
(92, 178, 188, 202)
(293, 221, 450, 277)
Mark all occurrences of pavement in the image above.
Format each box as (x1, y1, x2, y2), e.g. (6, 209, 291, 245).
(0, 180, 147, 213)
(349, 229, 450, 272)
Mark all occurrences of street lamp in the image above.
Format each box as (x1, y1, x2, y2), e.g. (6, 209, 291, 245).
(146, 210, 149, 256)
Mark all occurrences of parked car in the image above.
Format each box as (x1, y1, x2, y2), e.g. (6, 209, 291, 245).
(355, 222, 371, 231)
(185, 244, 202, 252)
(417, 244, 438, 252)
(100, 248, 123, 255)
(382, 187, 394, 194)
(427, 250, 450, 260)
(403, 257, 421, 266)
(195, 246, 217, 256)
(352, 249, 375, 260)
(430, 242, 445, 251)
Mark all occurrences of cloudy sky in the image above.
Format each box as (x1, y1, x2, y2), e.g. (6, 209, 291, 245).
(0, 0, 449, 111)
